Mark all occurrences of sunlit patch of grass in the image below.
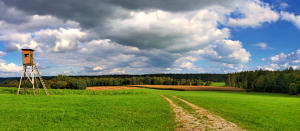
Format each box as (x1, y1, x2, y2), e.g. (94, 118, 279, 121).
(210, 82, 226, 87)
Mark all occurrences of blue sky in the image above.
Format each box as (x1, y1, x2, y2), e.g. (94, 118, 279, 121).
(0, 43, 20, 64)
(1, 0, 300, 76)
(231, 20, 300, 65)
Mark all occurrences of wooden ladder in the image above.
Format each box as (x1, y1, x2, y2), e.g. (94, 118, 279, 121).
(34, 64, 49, 96)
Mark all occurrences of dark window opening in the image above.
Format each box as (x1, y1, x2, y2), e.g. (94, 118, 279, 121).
(24, 54, 29, 57)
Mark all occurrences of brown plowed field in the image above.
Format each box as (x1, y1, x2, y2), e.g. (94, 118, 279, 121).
(130, 85, 245, 91)
(86, 86, 140, 90)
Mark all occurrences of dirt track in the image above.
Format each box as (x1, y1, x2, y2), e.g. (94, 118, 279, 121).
(86, 86, 140, 90)
(162, 95, 244, 131)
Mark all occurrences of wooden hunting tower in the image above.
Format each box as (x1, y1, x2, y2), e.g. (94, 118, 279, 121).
(22, 49, 34, 66)
(17, 49, 49, 96)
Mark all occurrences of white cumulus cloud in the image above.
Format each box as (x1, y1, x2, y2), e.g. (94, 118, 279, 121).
(280, 11, 300, 29)
(196, 40, 251, 64)
(0, 51, 6, 57)
(261, 50, 300, 71)
(0, 61, 22, 73)
(227, 0, 279, 27)
(254, 42, 273, 50)
(106, 8, 230, 52)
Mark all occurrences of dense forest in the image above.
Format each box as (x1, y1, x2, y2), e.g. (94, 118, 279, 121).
(0, 74, 226, 89)
(226, 67, 300, 95)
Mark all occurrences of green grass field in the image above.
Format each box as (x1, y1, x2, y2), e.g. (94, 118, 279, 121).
(210, 82, 226, 86)
(0, 87, 300, 130)
(161, 91, 300, 130)
(0, 88, 174, 130)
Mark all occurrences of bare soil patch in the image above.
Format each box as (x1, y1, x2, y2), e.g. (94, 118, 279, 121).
(86, 86, 140, 91)
(131, 85, 244, 91)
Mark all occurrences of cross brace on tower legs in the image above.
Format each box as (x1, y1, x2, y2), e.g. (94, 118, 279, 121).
(17, 64, 49, 96)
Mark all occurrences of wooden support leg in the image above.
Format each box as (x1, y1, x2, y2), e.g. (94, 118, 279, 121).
(23, 87, 25, 95)
(23, 68, 27, 95)
(17, 69, 24, 95)
(36, 78, 40, 95)
(33, 89, 36, 96)
(32, 68, 36, 96)
(38, 87, 40, 95)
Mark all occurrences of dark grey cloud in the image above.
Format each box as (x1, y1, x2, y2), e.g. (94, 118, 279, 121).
(3, 0, 236, 13)
(104, 0, 236, 12)
(2, 0, 236, 28)
(0, 1, 29, 24)
(2, 0, 117, 28)
(108, 31, 184, 50)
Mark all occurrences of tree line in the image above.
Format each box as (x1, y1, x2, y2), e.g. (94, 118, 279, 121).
(73, 73, 226, 82)
(226, 67, 300, 95)
(0, 74, 222, 89)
